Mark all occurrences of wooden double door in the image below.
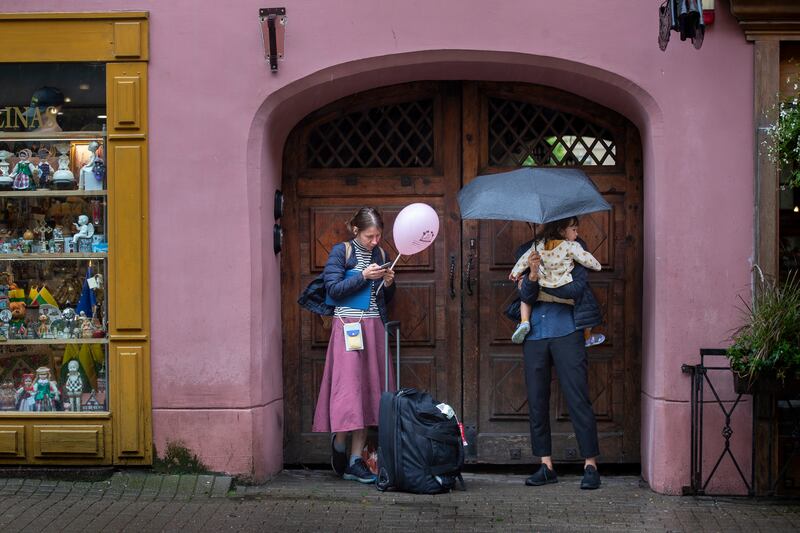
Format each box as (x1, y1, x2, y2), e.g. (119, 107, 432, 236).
(282, 81, 642, 465)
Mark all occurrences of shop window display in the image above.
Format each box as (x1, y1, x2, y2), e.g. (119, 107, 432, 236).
(0, 63, 108, 413)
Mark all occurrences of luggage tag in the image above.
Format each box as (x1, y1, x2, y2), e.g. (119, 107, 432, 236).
(343, 321, 364, 351)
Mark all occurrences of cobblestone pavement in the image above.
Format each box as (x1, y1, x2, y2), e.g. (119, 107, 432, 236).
(0, 469, 798, 532)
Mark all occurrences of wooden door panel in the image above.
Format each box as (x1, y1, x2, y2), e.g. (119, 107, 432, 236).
(488, 356, 528, 420)
(398, 358, 436, 393)
(488, 280, 520, 344)
(310, 314, 333, 347)
(589, 281, 612, 344)
(282, 82, 461, 464)
(489, 220, 534, 267)
(311, 207, 355, 271)
(389, 282, 436, 346)
(581, 206, 614, 268)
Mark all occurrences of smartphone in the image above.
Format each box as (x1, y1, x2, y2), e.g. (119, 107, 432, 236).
(377, 261, 393, 269)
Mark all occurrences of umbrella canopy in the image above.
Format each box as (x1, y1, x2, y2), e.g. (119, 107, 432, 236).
(457, 167, 611, 224)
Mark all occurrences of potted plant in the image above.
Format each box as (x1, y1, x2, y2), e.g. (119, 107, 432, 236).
(727, 268, 800, 394)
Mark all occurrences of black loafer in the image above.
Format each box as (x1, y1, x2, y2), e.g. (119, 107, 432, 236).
(581, 465, 601, 490)
(525, 463, 558, 486)
(330, 434, 347, 477)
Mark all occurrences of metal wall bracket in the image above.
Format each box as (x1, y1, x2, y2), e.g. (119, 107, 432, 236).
(259, 7, 286, 72)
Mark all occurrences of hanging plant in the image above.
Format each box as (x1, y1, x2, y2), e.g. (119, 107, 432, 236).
(764, 66, 800, 190)
(774, 98, 800, 189)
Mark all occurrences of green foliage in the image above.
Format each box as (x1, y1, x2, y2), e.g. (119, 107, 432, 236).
(153, 440, 211, 475)
(775, 101, 800, 189)
(727, 269, 800, 382)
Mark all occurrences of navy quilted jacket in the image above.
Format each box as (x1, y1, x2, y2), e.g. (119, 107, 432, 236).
(323, 242, 396, 324)
(298, 242, 396, 323)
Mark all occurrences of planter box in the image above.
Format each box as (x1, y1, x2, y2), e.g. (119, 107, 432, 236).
(733, 371, 800, 396)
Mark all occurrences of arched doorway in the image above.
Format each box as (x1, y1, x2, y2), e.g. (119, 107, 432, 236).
(281, 81, 642, 465)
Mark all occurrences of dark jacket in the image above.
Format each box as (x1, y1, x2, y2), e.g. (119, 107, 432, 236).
(298, 241, 396, 324)
(506, 239, 602, 331)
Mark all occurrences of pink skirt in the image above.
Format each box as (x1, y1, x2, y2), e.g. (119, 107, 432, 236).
(312, 317, 395, 433)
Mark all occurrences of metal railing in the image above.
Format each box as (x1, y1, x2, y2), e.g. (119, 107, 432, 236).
(682, 349, 753, 496)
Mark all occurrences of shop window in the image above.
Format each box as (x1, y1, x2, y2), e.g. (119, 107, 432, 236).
(0, 63, 108, 413)
(488, 98, 617, 167)
(306, 99, 435, 168)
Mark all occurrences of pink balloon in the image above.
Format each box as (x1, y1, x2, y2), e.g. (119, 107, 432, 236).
(392, 203, 440, 256)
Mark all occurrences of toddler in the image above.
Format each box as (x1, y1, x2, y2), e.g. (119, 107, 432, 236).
(510, 218, 605, 347)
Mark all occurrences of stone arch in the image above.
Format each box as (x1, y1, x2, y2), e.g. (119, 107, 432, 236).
(243, 50, 663, 481)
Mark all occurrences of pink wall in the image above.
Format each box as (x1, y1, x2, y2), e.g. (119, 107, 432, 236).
(5, 0, 754, 492)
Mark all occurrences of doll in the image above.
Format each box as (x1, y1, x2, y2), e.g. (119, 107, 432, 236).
(72, 215, 95, 244)
(37, 313, 49, 339)
(0, 380, 15, 411)
(63, 360, 83, 412)
(37, 149, 52, 189)
(15, 373, 35, 411)
(32, 366, 59, 411)
(10, 149, 36, 191)
(80, 314, 94, 338)
(51, 144, 74, 187)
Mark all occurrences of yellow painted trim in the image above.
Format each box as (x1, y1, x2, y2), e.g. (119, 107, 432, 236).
(0, 12, 149, 21)
(0, 14, 151, 466)
(0, 413, 111, 420)
(0, 13, 149, 62)
(110, 334, 149, 341)
(0, 419, 112, 465)
(107, 61, 152, 465)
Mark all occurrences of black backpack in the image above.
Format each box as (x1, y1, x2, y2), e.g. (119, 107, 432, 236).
(376, 388, 465, 494)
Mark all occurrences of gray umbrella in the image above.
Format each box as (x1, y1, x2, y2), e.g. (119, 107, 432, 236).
(457, 167, 611, 224)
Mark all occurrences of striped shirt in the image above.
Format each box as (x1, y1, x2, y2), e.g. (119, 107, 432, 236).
(335, 239, 381, 319)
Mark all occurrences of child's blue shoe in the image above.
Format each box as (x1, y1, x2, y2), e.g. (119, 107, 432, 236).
(511, 321, 531, 344)
(585, 333, 606, 347)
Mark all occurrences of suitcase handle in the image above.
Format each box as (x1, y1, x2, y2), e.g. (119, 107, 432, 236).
(385, 321, 401, 392)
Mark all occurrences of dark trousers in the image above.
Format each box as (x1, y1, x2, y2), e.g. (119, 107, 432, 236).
(523, 331, 600, 459)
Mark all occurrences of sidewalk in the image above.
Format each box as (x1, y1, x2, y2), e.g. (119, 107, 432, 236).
(0, 469, 798, 532)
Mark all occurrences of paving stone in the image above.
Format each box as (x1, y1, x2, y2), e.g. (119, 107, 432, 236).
(175, 474, 198, 500)
(194, 474, 215, 497)
(157, 474, 180, 500)
(210, 475, 232, 498)
(139, 473, 164, 499)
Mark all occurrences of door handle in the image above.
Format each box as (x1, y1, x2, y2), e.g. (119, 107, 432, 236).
(449, 254, 456, 299)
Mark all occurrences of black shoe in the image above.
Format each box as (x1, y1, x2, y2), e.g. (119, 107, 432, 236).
(581, 465, 601, 490)
(343, 458, 377, 484)
(525, 464, 558, 486)
(330, 434, 347, 477)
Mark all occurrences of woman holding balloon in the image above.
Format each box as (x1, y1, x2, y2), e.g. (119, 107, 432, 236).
(312, 206, 397, 484)
(310, 203, 440, 484)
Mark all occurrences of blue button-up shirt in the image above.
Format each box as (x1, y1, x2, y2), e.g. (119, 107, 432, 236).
(519, 270, 587, 341)
(528, 301, 575, 341)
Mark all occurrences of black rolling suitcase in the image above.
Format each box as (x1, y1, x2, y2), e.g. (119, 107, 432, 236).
(376, 321, 465, 494)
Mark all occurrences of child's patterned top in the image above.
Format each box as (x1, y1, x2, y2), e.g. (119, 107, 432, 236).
(510, 240, 601, 288)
